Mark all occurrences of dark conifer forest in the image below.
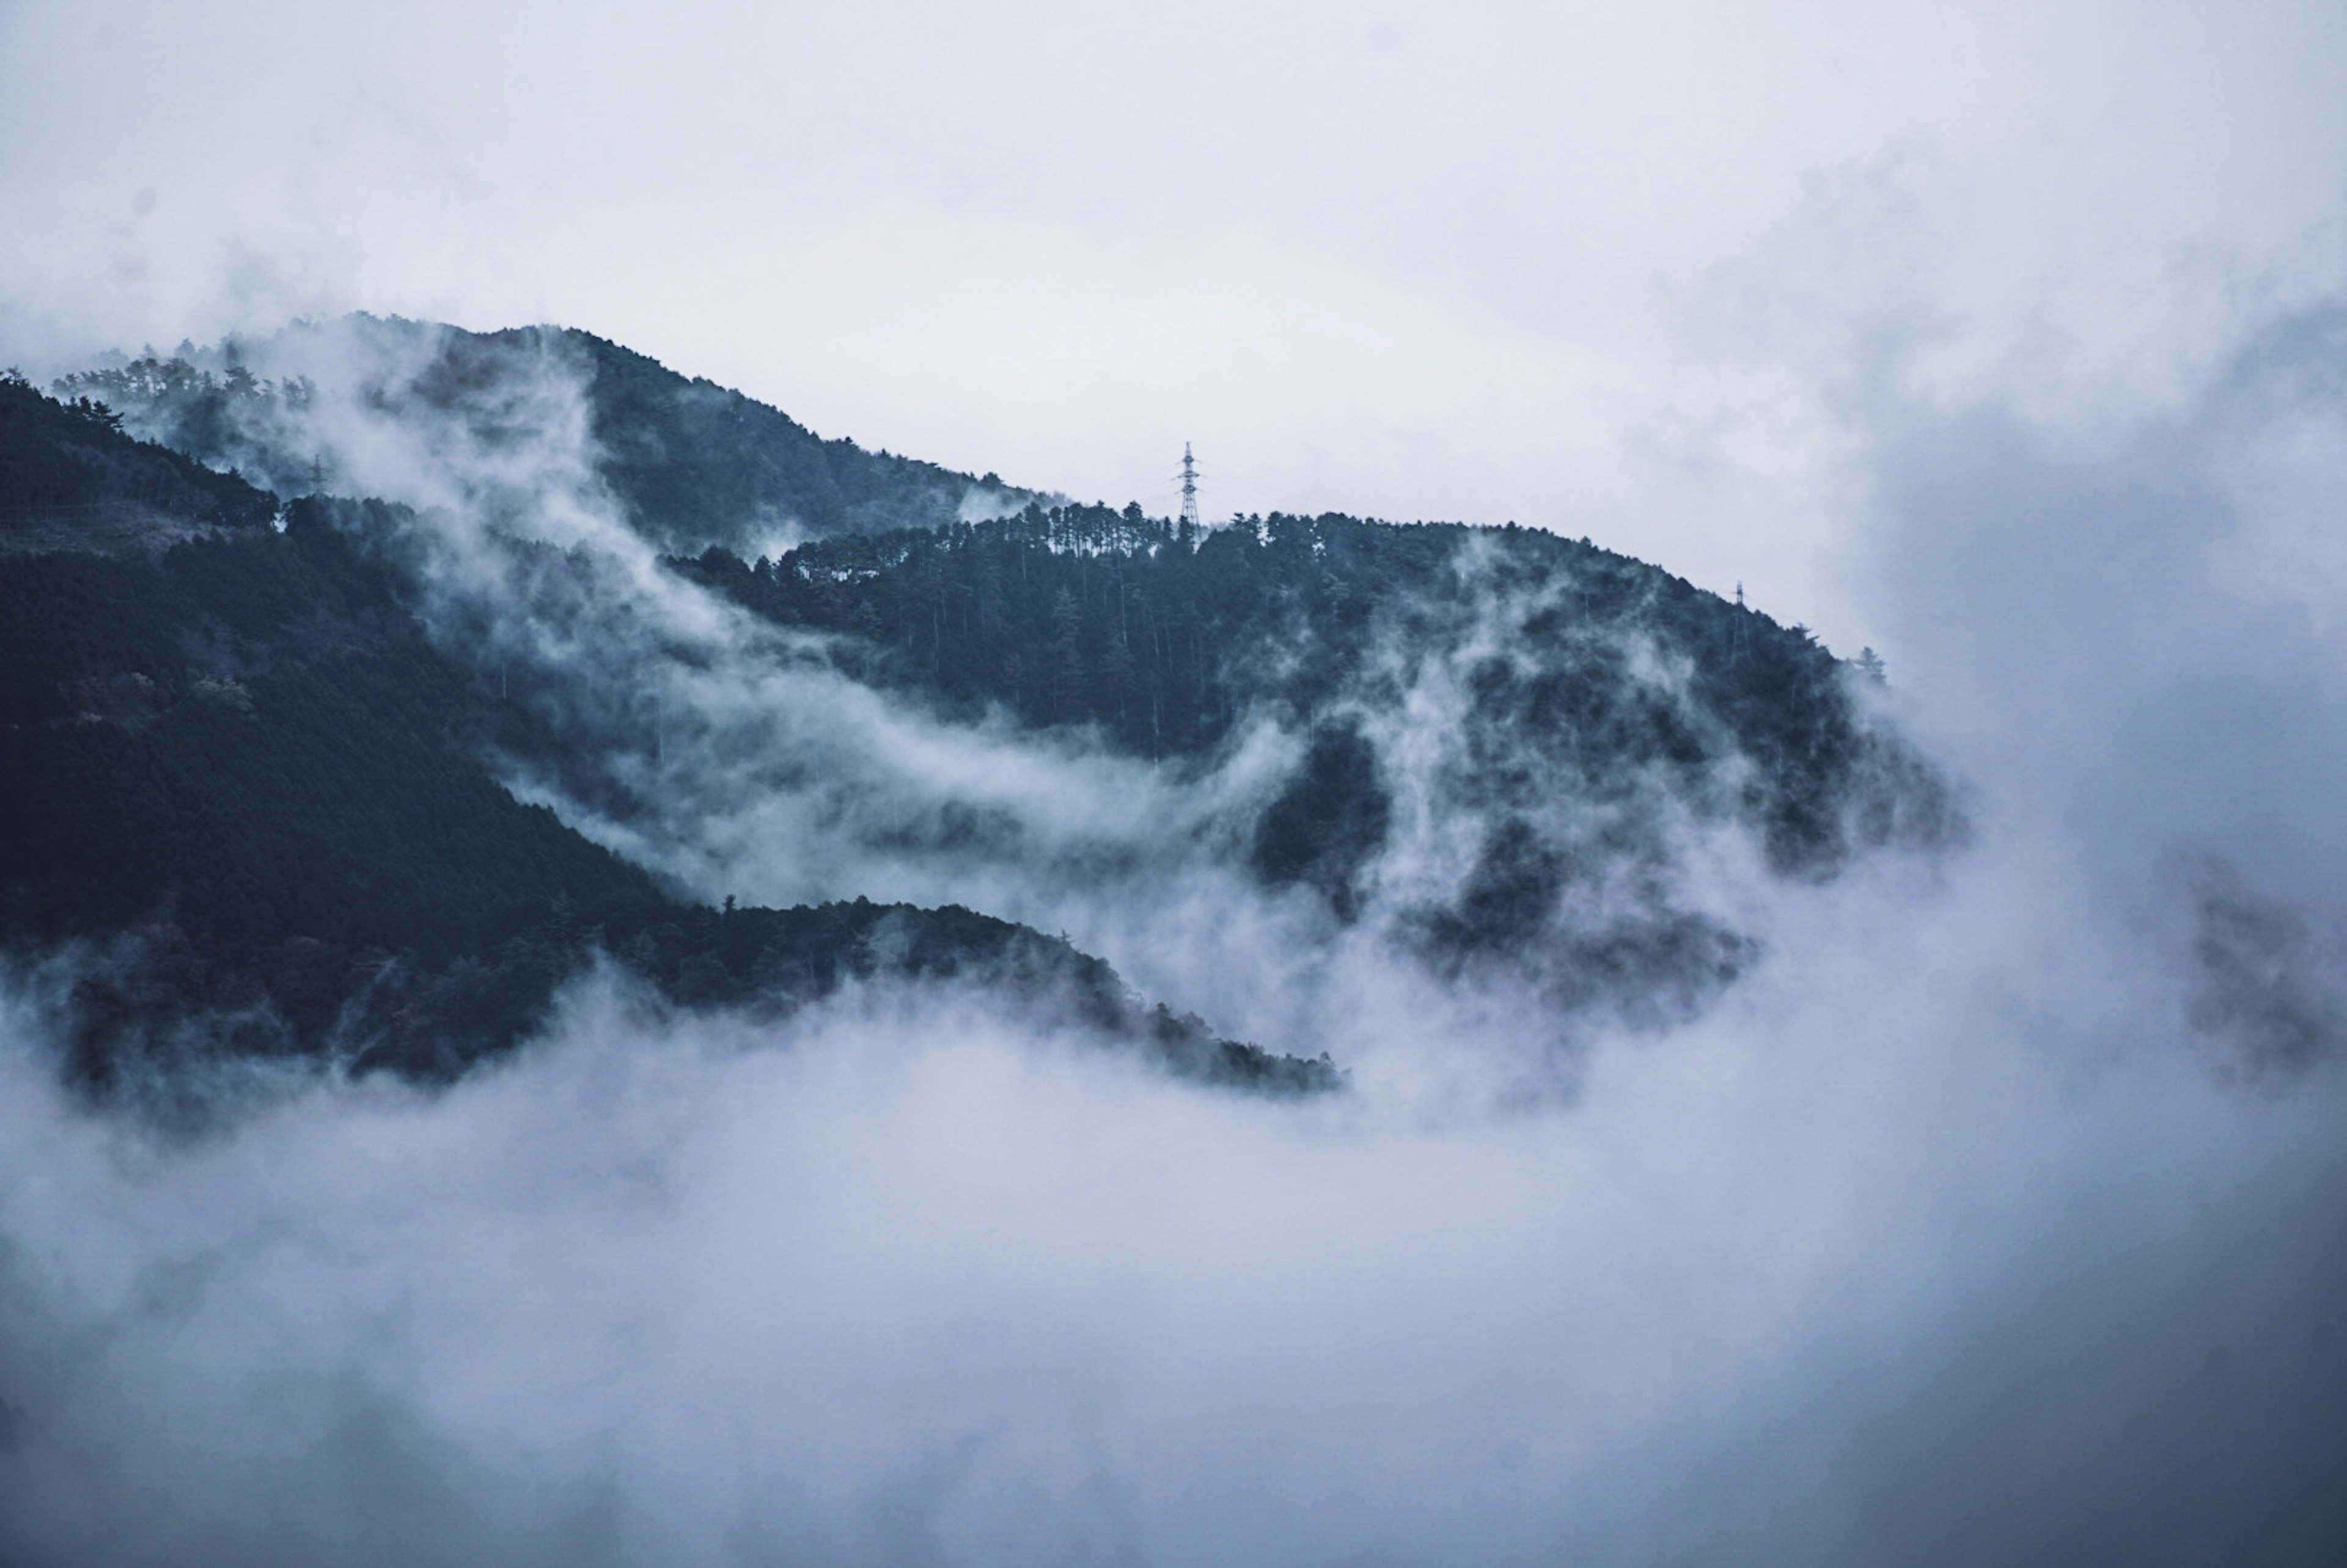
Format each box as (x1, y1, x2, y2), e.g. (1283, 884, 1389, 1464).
(3, 323, 1952, 1096)
(57, 318, 1042, 555)
(672, 505, 1946, 871)
(1, 368, 1331, 1094)
(11, 13, 2346, 1561)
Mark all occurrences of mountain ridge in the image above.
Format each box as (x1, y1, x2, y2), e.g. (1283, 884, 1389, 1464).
(10, 317, 1962, 1089)
(57, 314, 1056, 558)
(0, 374, 1331, 1096)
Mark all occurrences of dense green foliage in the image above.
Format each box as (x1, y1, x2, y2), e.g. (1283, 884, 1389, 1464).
(0, 502, 656, 946)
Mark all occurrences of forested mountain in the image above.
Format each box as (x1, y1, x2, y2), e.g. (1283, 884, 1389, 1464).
(57, 315, 1045, 557)
(671, 504, 1955, 1016)
(8, 321, 1960, 1096)
(0, 379, 1326, 1095)
(675, 506, 1933, 859)
(1, 370, 277, 553)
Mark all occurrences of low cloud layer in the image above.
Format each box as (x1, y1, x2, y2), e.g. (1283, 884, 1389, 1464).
(4, 297, 2347, 1562)
(2, 845, 2342, 1565)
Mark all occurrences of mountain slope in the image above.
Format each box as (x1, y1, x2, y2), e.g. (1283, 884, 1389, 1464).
(34, 320, 1961, 1055)
(669, 504, 1959, 1022)
(1, 370, 277, 554)
(675, 505, 1939, 862)
(57, 317, 1045, 556)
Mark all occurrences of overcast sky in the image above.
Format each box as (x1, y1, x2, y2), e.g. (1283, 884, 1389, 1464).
(5, 0, 2345, 653)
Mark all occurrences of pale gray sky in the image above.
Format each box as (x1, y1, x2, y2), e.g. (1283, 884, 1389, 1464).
(4, 0, 2345, 650)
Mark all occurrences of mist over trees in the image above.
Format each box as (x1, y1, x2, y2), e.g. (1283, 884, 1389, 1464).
(1, 370, 276, 550)
(5, 308, 2346, 1568)
(0, 375, 1323, 1094)
(57, 317, 1046, 555)
(4, 318, 1972, 1085)
(21, 317, 1969, 1056)
(675, 504, 1947, 859)
(4, 323, 1969, 1086)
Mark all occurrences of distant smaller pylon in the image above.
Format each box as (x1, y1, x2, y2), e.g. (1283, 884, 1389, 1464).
(1178, 442, 1200, 529)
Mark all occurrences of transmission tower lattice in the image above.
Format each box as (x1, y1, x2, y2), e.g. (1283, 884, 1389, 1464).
(1178, 442, 1201, 529)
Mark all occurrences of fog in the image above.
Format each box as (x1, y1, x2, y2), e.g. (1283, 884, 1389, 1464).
(7, 0, 2347, 1559)
(2, 299, 2345, 1560)
(54, 313, 1824, 1080)
(2, 791, 2343, 1564)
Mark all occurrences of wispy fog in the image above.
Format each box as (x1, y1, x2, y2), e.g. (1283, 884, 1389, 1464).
(51, 315, 1882, 1079)
(1, 809, 2342, 1565)
(7, 0, 2345, 641)
(7, 0, 2347, 1558)
(4, 299, 2347, 1560)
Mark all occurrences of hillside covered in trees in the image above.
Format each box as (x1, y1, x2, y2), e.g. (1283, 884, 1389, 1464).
(670, 504, 1956, 1011)
(1, 369, 277, 553)
(10, 320, 1963, 1090)
(57, 315, 1046, 556)
(0, 379, 1326, 1096)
